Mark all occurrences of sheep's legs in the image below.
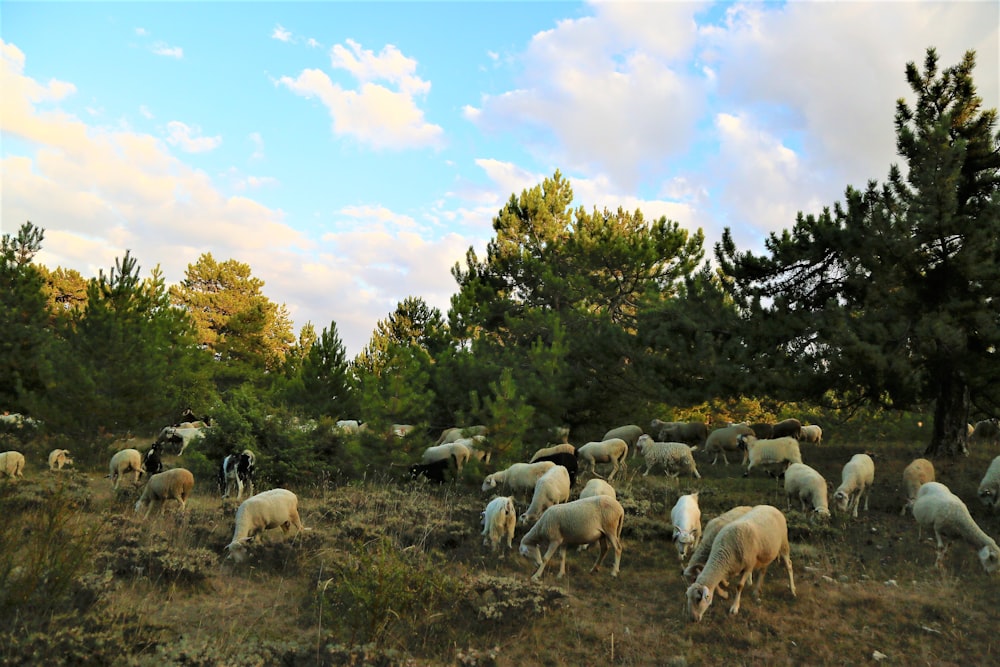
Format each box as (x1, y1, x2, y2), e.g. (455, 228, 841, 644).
(729, 570, 751, 615)
(590, 536, 609, 573)
(532, 541, 563, 581)
(782, 553, 796, 597)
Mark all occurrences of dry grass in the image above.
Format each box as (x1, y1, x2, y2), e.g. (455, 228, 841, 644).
(2, 436, 999, 666)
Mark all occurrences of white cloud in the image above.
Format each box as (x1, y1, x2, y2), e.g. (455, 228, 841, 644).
(271, 24, 292, 42)
(151, 42, 183, 59)
(278, 40, 444, 150)
(248, 131, 264, 160)
(165, 121, 222, 153)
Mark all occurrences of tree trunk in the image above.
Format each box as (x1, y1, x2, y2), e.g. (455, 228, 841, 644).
(924, 373, 970, 457)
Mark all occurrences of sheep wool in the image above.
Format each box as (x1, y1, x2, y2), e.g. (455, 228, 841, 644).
(519, 495, 624, 581)
(740, 436, 803, 477)
(671, 493, 702, 561)
(481, 496, 517, 552)
(481, 461, 556, 495)
(683, 506, 754, 582)
(48, 449, 74, 471)
(705, 425, 755, 465)
(576, 438, 629, 482)
(519, 465, 572, 525)
(227, 488, 307, 563)
(135, 468, 195, 518)
(834, 454, 875, 517)
(901, 458, 935, 516)
(635, 435, 701, 479)
(530, 443, 576, 462)
(912, 483, 1000, 573)
(108, 449, 143, 489)
(0, 451, 25, 480)
(783, 463, 831, 517)
(685, 505, 796, 621)
(977, 455, 1000, 510)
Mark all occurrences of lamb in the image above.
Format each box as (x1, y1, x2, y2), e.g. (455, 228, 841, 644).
(682, 506, 754, 582)
(671, 493, 702, 561)
(705, 425, 755, 465)
(108, 448, 143, 489)
(738, 435, 802, 477)
(634, 435, 701, 479)
(134, 468, 195, 518)
(530, 452, 579, 487)
(0, 451, 25, 480)
(833, 454, 875, 518)
(685, 505, 796, 621)
(800, 425, 823, 445)
(48, 449, 74, 471)
(576, 438, 629, 482)
(519, 465, 572, 525)
(912, 482, 1000, 573)
(518, 495, 624, 581)
(226, 488, 308, 563)
(770, 418, 803, 440)
(481, 461, 556, 495)
(977, 455, 1000, 510)
(783, 463, 831, 518)
(481, 496, 517, 552)
(900, 458, 935, 516)
(530, 443, 576, 462)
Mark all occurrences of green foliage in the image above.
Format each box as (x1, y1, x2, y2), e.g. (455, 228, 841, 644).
(482, 368, 534, 460)
(315, 537, 463, 647)
(278, 320, 358, 419)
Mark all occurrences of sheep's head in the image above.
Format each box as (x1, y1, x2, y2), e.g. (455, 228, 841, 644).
(978, 544, 1000, 573)
(673, 529, 696, 559)
(979, 487, 996, 508)
(481, 476, 497, 492)
(833, 491, 850, 512)
(686, 583, 713, 622)
(226, 538, 254, 563)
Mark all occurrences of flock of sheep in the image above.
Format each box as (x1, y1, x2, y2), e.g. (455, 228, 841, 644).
(3, 413, 1000, 623)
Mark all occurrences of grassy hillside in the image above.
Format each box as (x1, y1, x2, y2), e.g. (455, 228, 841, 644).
(2, 432, 998, 666)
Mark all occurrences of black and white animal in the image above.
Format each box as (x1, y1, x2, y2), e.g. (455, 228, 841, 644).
(409, 458, 449, 484)
(143, 441, 164, 476)
(219, 450, 256, 500)
(530, 451, 579, 487)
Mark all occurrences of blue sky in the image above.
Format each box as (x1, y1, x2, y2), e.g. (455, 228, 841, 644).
(2, 1, 997, 356)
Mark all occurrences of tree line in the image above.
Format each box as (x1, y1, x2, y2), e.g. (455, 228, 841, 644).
(1, 48, 996, 459)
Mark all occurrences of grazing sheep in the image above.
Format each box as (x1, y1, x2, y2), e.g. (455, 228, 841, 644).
(481, 496, 517, 552)
(409, 459, 450, 484)
(656, 421, 709, 448)
(970, 419, 1000, 446)
(157, 425, 207, 455)
(391, 423, 415, 437)
(530, 452, 578, 487)
(530, 443, 577, 462)
(226, 488, 307, 563)
(135, 468, 195, 518)
(783, 463, 831, 518)
(635, 435, 701, 479)
(683, 506, 754, 583)
(452, 436, 490, 465)
(579, 478, 616, 500)
(436, 425, 488, 445)
(422, 440, 481, 474)
(671, 493, 702, 561)
(977, 456, 1000, 510)
(0, 451, 25, 480)
(48, 449, 74, 471)
(912, 482, 1000, 573)
(481, 461, 557, 495)
(602, 425, 644, 457)
(576, 438, 629, 482)
(901, 458, 935, 516)
(519, 495, 624, 581)
(705, 425, 755, 465)
(833, 454, 875, 518)
(771, 418, 803, 440)
(800, 425, 823, 445)
(335, 419, 361, 434)
(109, 449, 143, 489)
(738, 435, 802, 478)
(519, 465, 572, 525)
(750, 423, 774, 439)
(220, 450, 256, 500)
(685, 505, 796, 621)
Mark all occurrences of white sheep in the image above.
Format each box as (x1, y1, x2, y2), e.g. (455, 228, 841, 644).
(783, 463, 831, 518)
(800, 424, 823, 445)
(579, 478, 616, 501)
(739, 435, 802, 477)
(481, 496, 517, 552)
(912, 482, 1000, 573)
(900, 458, 935, 516)
(685, 505, 796, 621)
(135, 468, 195, 518)
(518, 495, 624, 581)
(576, 437, 629, 481)
(977, 455, 1000, 510)
(452, 436, 490, 465)
(529, 443, 576, 462)
(481, 461, 556, 495)
(671, 493, 702, 561)
(634, 435, 701, 479)
(158, 425, 207, 455)
(682, 506, 754, 583)
(47, 449, 74, 471)
(519, 465, 572, 525)
(108, 448, 143, 489)
(602, 424, 644, 458)
(226, 488, 308, 563)
(436, 425, 488, 445)
(704, 425, 755, 465)
(833, 454, 875, 518)
(0, 451, 25, 480)
(422, 439, 481, 474)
